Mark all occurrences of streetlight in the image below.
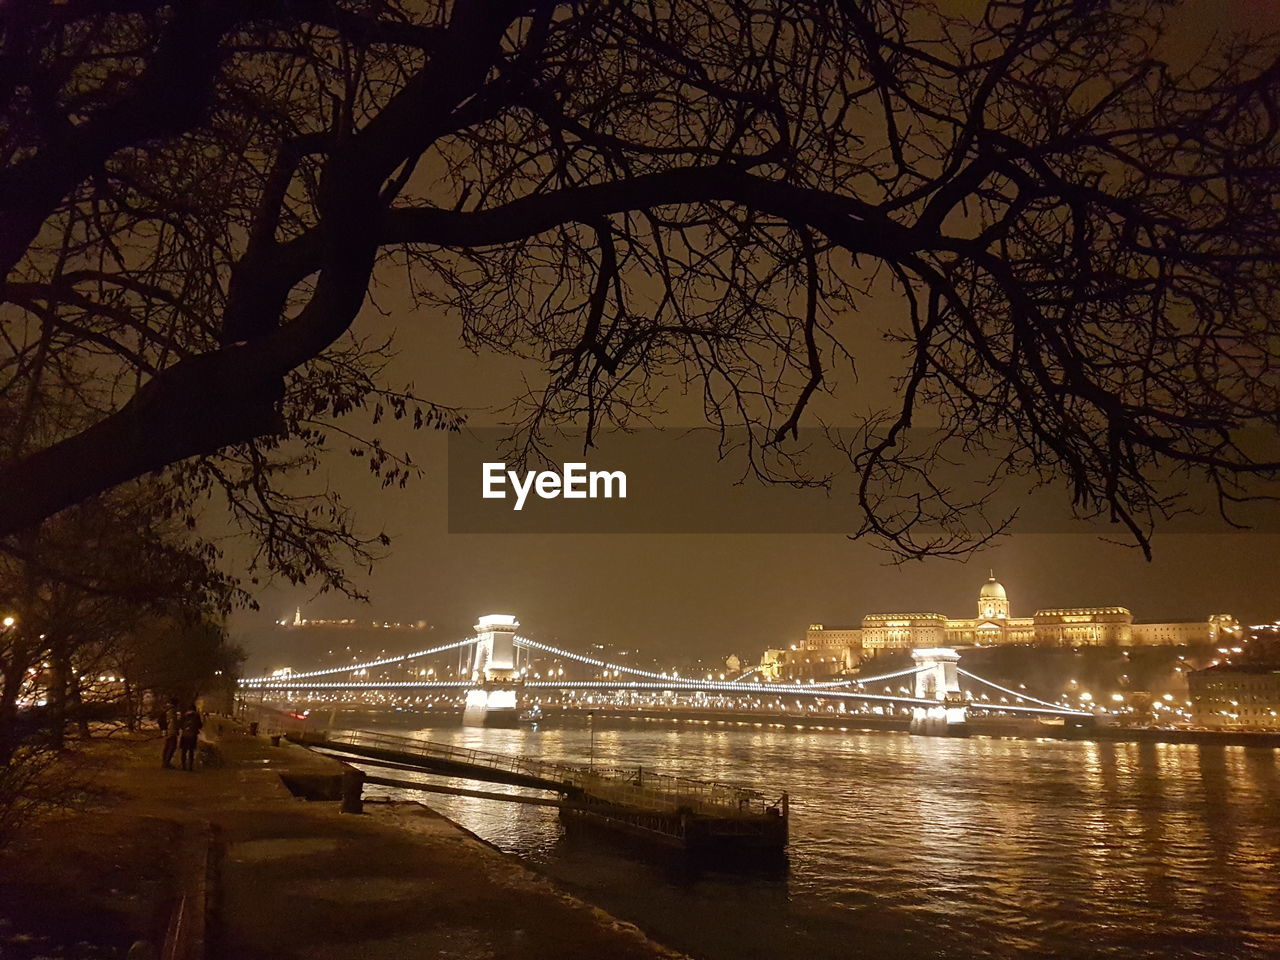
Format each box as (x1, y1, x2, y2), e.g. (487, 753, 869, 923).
(2, 615, 14, 628)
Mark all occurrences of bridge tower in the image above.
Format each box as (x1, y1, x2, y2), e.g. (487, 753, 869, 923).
(464, 614, 521, 727)
(910, 647, 969, 737)
(471, 614, 519, 682)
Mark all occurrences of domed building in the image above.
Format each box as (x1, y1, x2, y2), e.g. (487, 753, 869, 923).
(788, 574, 1238, 675)
(978, 574, 1010, 620)
(861, 573, 1038, 651)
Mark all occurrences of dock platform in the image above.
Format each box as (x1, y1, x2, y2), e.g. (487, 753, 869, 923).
(289, 729, 789, 856)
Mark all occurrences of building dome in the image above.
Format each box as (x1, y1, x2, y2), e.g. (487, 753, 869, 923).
(979, 575, 1007, 600)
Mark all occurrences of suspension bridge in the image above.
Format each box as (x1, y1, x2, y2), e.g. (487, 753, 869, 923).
(240, 614, 1094, 736)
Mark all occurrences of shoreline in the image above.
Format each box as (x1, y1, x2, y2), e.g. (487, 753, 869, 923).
(363, 797, 690, 958)
(0, 724, 688, 960)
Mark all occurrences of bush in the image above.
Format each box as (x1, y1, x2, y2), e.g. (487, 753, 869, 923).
(0, 748, 87, 849)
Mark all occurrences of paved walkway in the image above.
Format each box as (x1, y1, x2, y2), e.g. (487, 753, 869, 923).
(2, 723, 684, 960)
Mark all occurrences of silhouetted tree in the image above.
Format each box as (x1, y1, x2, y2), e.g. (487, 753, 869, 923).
(2, 0, 1278, 560)
(110, 615, 244, 726)
(0, 485, 242, 761)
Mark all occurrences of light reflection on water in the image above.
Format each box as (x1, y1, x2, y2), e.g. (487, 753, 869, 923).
(355, 715, 1280, 960)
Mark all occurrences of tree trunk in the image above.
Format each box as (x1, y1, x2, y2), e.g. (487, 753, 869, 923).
(0, 639, 30, 766)
(122, 677, 136, 733)
(70, 670, 90, 739)
(47, 640, 68, 752)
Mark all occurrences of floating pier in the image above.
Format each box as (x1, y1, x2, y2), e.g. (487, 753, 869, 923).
(290, 729, 789, 857)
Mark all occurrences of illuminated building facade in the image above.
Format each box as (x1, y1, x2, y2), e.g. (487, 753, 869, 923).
(1188, 666, 1280, 730)
(790, 575, 1238, 676)
(1188, 626, 1280, 730)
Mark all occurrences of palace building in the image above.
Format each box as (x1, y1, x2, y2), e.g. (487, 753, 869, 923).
(788, 574, 1238, 677)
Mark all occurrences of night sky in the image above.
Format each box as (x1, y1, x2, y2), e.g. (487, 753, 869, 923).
(231, 308, 1280, 672)
(230, 1, 1280, 671)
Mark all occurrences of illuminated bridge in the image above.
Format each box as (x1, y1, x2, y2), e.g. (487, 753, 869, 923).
(241, 615, 1093, 736)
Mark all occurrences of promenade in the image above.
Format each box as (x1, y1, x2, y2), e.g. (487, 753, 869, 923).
(0, 721, 685, 960)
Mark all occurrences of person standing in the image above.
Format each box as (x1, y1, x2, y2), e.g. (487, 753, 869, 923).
(161, 697, 179, 769)
(178, 703, 203, 771)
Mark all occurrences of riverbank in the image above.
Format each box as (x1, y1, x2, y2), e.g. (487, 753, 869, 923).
(552, 705, 1280, 748)
(0, 722, 686, 960)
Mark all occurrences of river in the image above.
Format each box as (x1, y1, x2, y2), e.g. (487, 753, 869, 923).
(354, 714, 1280, 960)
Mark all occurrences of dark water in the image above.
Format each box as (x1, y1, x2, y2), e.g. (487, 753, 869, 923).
(357, 716, 1280, 960)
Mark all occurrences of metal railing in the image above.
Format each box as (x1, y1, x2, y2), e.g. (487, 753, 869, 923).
(309, 728, 782, 819)
(566, 765, 783, 819)
(321, 727, 578, 785)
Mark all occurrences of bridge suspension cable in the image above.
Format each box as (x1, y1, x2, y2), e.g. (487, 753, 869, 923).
(242, 680, 475, 690)
(240, 636, 481, 686)
(513, 636, 683, 683)
(516, 638, 917, 690)
(809, 665, 927, 688)
(956, 668, 1082, 713)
